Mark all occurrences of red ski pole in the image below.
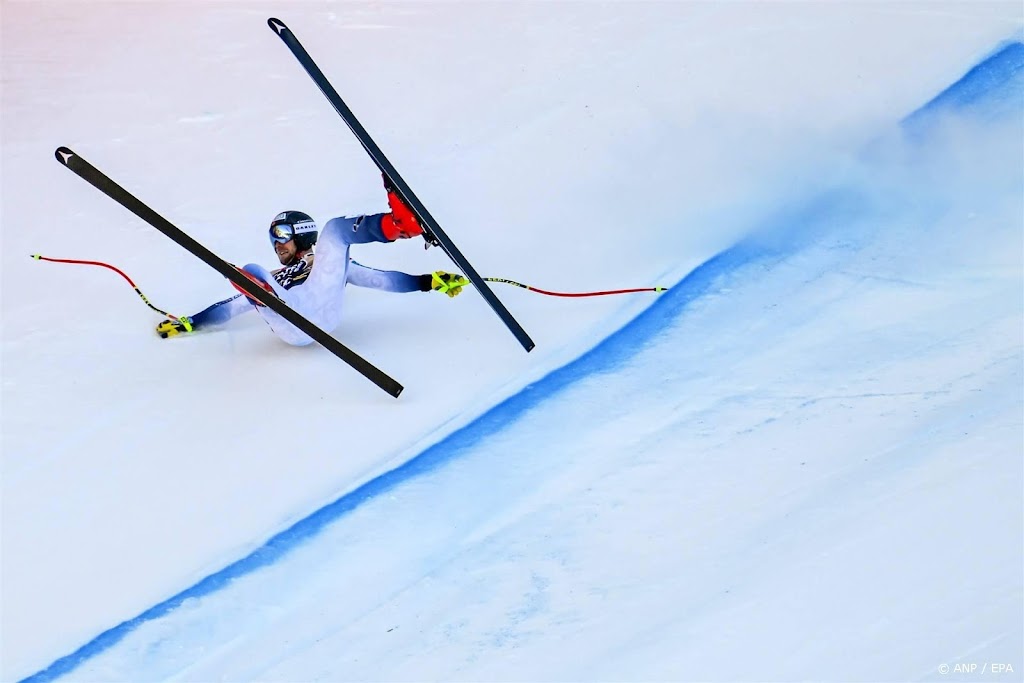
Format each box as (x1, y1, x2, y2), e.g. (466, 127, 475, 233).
(484, 277, 668, 298)
(31, 254, 190, 328)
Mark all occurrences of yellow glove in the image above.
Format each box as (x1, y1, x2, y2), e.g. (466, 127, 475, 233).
(156, 317, 194, 338)
(431, 271, 470, 298)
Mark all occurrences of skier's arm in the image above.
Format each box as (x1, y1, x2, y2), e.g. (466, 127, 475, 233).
(347, 262, 469, 298)
(156, 293, 252, 337)
(346, 260, 433, 293)
(191, 293, 253, 327)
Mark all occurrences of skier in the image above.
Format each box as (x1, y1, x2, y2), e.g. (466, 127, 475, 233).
(156, 181, 468, 344)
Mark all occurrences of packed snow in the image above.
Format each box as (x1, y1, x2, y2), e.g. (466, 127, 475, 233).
(2, 2, 1021, 681)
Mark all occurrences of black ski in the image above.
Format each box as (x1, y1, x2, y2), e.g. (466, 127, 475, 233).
(54, 146, 404, 398)
(267, 17, 536, 353)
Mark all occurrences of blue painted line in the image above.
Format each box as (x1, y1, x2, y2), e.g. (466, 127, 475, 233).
(21, 39, 1024, 683)
(906, 40, 1024, 127)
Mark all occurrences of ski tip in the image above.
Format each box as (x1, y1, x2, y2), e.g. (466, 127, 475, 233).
(268, 17, 287, 34)
(55, 146, 75, 165)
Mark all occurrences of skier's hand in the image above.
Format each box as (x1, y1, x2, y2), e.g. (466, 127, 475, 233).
(156, 317, 194, 338)
(430, 271, 470, 298)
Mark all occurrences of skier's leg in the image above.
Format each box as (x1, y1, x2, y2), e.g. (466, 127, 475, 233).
(326, 214, 393, 246)
(238, 261, 320, 346)
(326, 204, 424, 247)
(329, 173, 433, 245)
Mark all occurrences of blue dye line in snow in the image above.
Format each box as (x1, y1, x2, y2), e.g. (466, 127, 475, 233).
(21, 39, 1023, 683)
(905, 40, 1024, 128)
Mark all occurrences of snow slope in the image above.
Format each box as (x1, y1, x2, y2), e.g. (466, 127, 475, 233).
(2, 2, 1022, 681)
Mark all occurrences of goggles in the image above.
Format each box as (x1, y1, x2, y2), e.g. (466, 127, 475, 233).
(269, 223, 296, 244)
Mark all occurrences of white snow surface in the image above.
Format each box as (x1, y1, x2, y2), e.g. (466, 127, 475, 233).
(2, 2, 1022, 681)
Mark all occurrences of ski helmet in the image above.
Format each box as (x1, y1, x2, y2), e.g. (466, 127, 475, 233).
(269, 211, 318, 251)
